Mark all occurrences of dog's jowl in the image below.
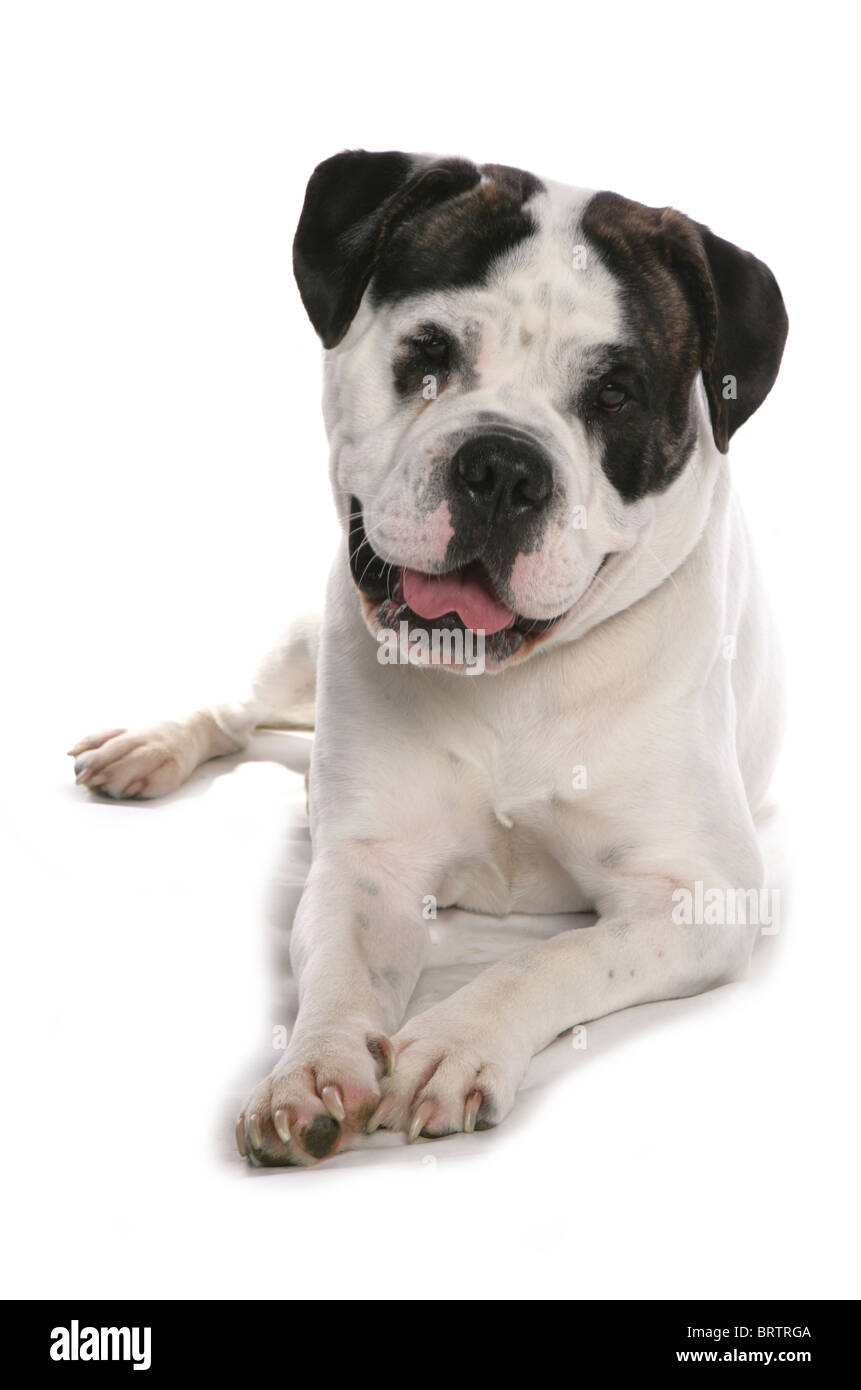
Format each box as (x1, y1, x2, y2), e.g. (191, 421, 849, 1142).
(71, 151, 788, 1165)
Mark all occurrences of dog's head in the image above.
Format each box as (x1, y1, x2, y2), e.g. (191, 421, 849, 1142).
(294, 150, 787, 671)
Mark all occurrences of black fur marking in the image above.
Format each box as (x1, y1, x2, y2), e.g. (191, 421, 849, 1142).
(292, 151, 543, 348)
(689, 220, 788, 450)
(372, 163, 544, 308)
(293, 150, 481, 348)
(580, 195, 706, 501)
(393, 322, 458, 399)
(580, 191, 787, 498)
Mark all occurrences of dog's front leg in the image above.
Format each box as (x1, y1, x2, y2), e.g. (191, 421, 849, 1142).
(374, 880, 760, 1143)
(237, 845, 431, 1166)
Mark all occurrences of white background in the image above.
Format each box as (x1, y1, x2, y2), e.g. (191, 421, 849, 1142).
(1, 1, 858, 1300)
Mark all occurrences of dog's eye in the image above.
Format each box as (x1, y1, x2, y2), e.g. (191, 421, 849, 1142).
(597, 384, 627, 412)
(415, 334, 450, 365)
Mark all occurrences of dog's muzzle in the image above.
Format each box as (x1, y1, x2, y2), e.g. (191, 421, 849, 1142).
(348, 521, 564, 670)
(347, 429, 580, 665)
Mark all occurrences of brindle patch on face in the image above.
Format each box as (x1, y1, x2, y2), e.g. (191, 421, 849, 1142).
(580, 191, 705, 502)
(371, 164, 544, 308)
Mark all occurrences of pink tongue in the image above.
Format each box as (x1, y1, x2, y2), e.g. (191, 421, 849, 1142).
(402, 567, 515, 635)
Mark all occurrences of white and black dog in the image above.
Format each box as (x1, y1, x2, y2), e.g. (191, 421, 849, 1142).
(70, 151, 788, 1165)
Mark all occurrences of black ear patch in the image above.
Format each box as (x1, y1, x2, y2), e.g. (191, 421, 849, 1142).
(684, 220, 789, 451)
(583, 192, 788, 457)
(292, 150, 481, 347)
(292, 151, 543, 348)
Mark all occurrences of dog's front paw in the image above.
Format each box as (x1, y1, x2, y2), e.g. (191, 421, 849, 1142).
(369, 1013, 522, 1143)
(68, 723, 202, 799)
(236, 1032, 394, 1167)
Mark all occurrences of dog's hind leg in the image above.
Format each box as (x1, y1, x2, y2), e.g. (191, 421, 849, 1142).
(69, 613, 320, 800)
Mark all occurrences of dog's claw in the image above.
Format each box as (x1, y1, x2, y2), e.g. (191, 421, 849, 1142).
(235, 1116, 248, 1158)
(464, 1090, 482, 1134)
(320, 1085, 345, 1122)
(366, 1095, 395, 1134)
(272, 1108, 291, 1144)
(408, 1099, 435, 1143)
(367, 1034, 395, 1077)
(247, 1112, 263, 1150)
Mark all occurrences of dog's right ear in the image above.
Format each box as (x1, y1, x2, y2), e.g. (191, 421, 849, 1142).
(292, 149, 480, 348)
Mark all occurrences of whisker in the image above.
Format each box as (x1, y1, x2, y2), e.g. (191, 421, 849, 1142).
(642, 543, 682, 597)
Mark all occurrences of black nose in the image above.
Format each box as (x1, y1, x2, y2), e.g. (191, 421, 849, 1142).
(451, 433, 553, 520)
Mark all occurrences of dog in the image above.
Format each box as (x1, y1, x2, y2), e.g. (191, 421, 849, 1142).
(70, 150, 788, 1165)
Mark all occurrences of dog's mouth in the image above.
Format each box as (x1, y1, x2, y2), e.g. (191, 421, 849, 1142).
(348, 499, 571, 664)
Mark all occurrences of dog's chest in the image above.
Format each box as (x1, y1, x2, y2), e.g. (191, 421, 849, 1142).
(437, 822, 591, 915)
(431, 701, 599, 915)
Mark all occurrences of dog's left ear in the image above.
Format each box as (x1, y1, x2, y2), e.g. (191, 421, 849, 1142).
(662, 212, 789, 452)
